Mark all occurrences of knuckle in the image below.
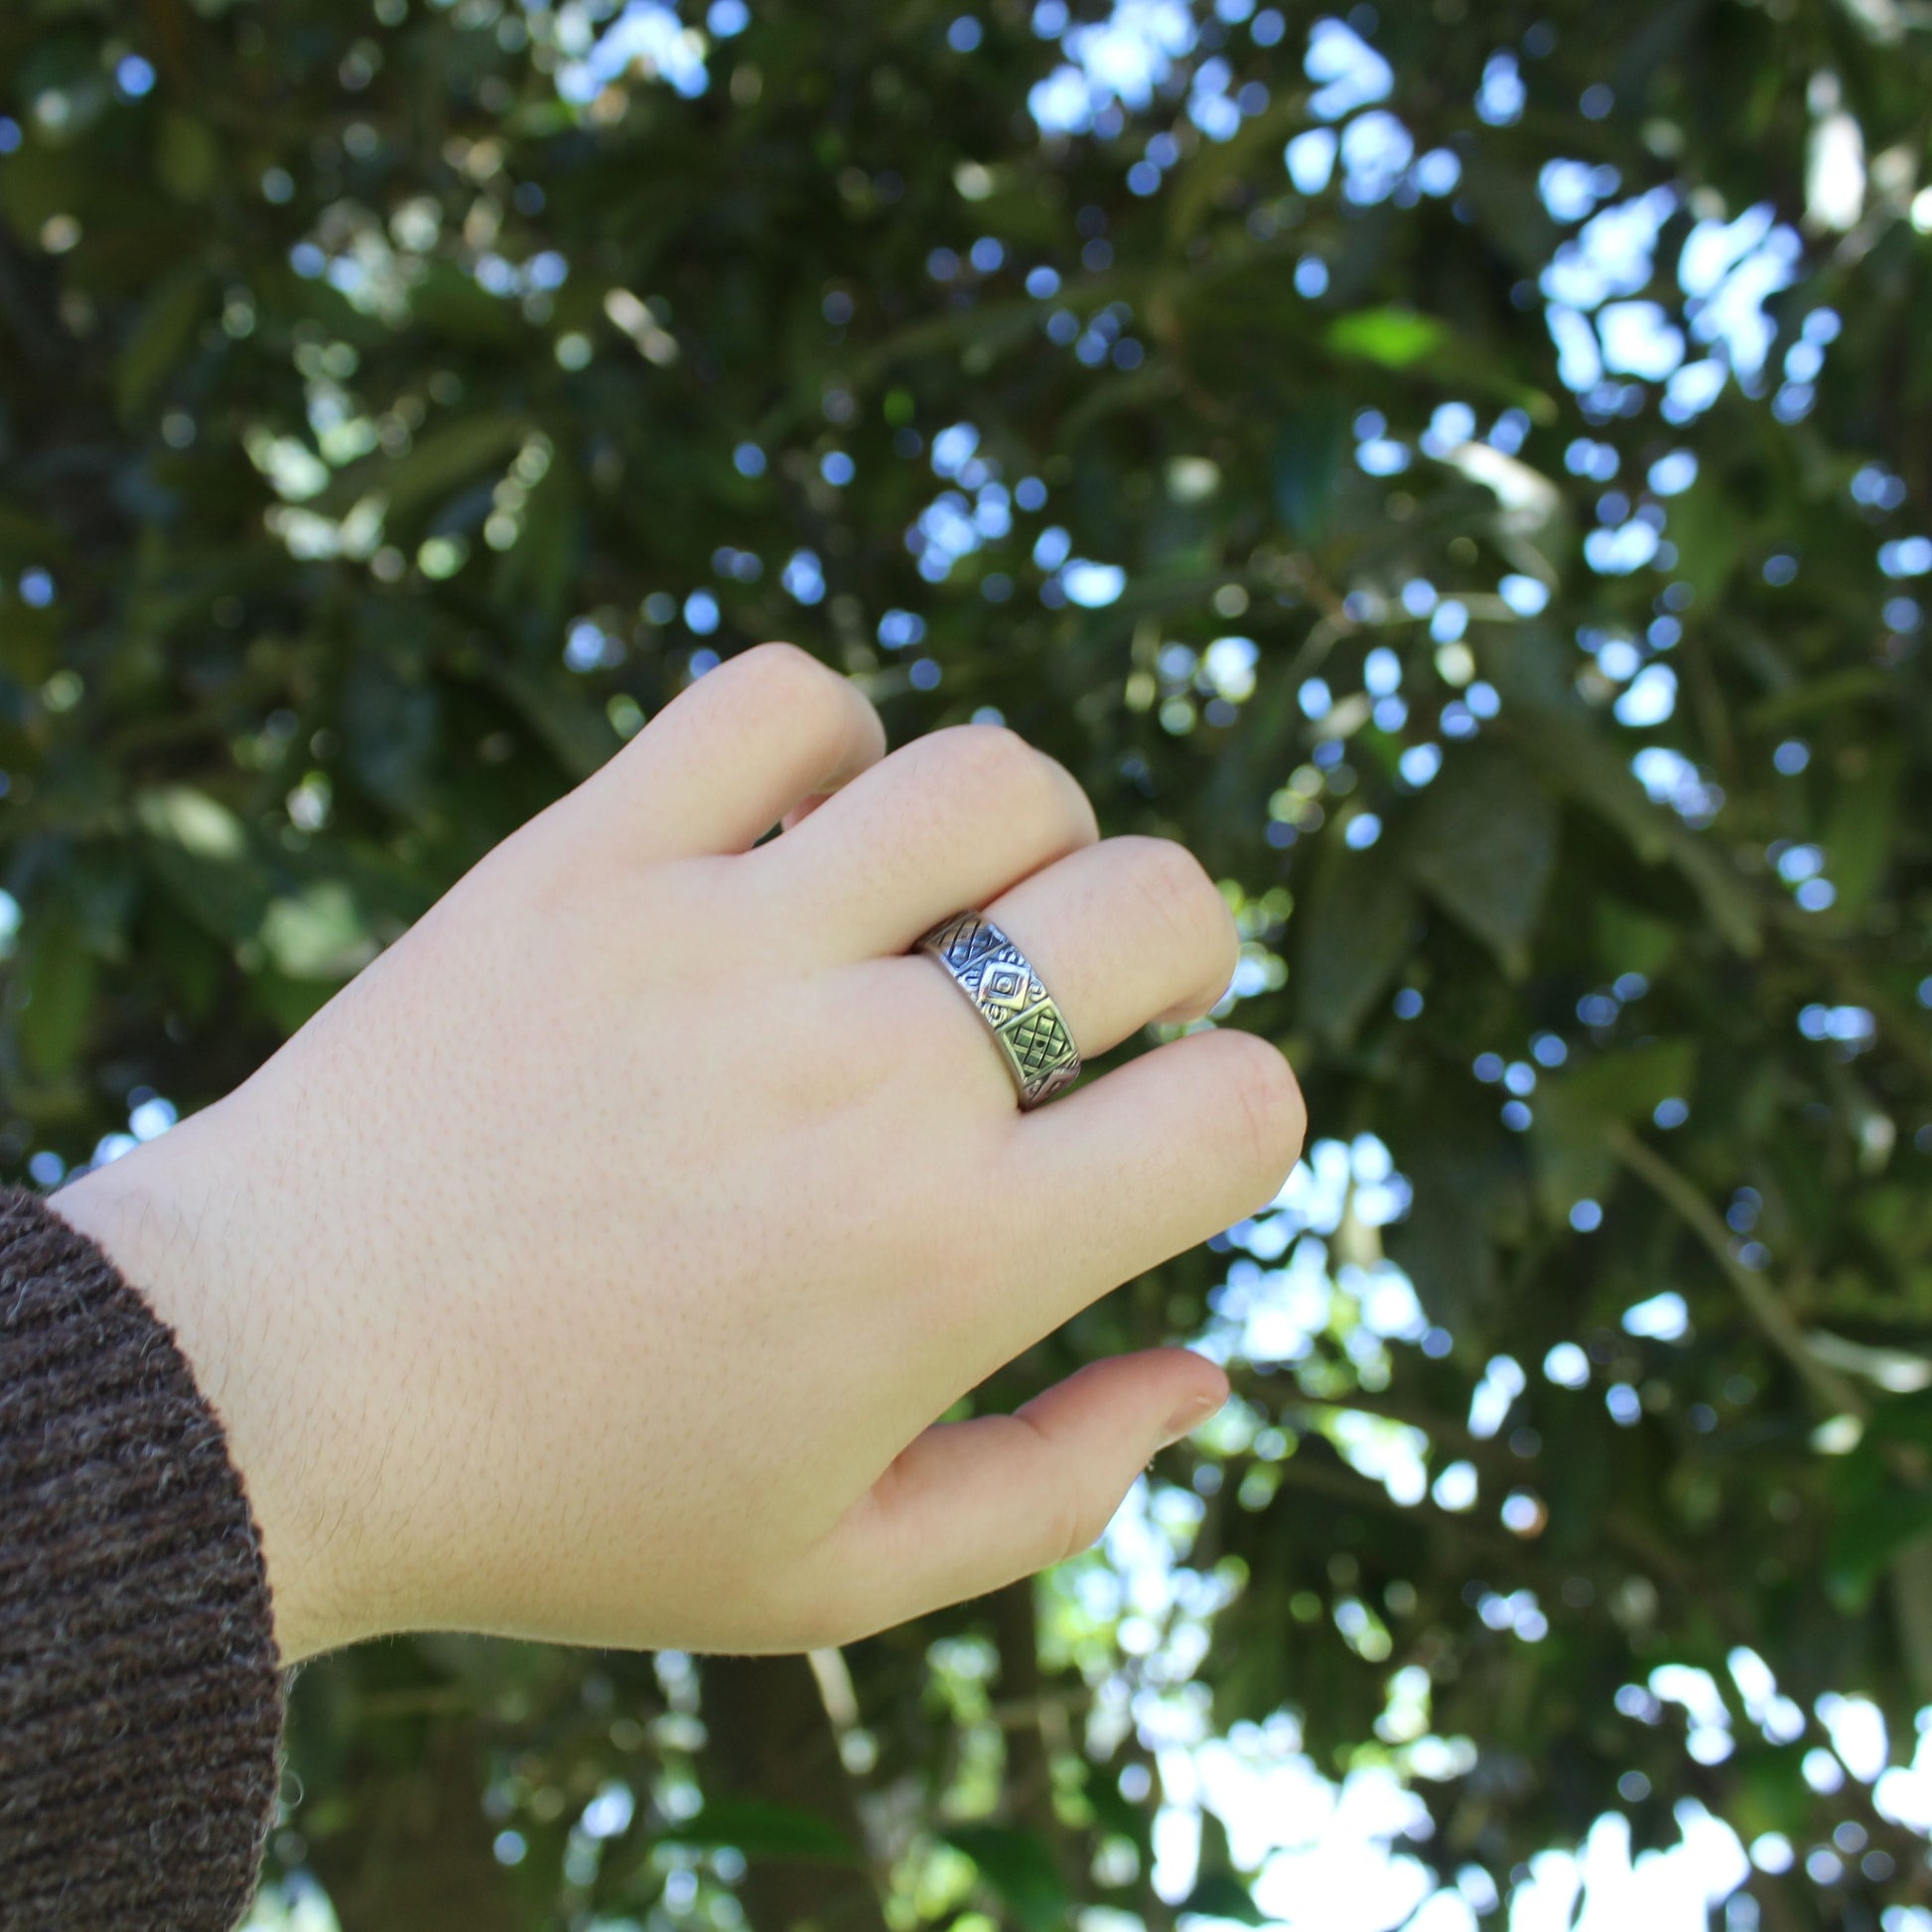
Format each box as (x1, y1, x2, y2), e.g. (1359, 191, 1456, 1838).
(932, 721, 1047, 793)
(738, 638, 823, 686)
(1123, 837, 1232, 959)
(1223, 1034, 1308, 1197)
(734, 640, 843, 714)
(929, 726, 1094, 838)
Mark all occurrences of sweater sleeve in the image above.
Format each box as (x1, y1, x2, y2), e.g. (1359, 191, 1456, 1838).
(0, 1184, 286, 1932)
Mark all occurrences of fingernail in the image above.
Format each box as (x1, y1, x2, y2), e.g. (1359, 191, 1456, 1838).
(1157, 1388, 1225, 1449)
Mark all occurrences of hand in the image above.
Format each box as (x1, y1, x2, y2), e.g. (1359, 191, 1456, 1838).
(51, 645, 1306, 1664)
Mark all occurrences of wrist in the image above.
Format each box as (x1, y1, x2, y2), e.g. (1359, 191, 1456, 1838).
(50, 1105, 374, 1664)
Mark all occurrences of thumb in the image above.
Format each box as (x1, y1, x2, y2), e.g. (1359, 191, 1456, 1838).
(823, 1350, 1228, 1638)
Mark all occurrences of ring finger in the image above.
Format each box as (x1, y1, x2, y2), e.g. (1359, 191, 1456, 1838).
(912, 833, 1241, 1107)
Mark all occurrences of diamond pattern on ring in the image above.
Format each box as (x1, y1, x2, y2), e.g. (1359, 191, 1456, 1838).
(959, 943, 1046, 1026)
(914, 909, 1081, 1109)
(935, 912, 1000, 971)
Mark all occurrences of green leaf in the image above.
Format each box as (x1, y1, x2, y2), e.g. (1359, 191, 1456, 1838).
(1178, 1872, 1272, 1925)
(1324, 307, 1448, 369)
(135, 786, 277, 947)
(139, 839, 271, 948)
(652, 1800, 860, 1863)
(0, 506, 66, 576)
(942, 1825, 1070, 1932)
(1293, 844, 1420, 1045)
(1270, 399, 1351, 544)
(1454, 152, 1563, 275)
(480, 659, 618, 780)
(16, 909, 95, 1081)
(1823, 1395, 1932, 1608)
(115, 265, 210, 421)
(488, 457, 581, 622)
(1166, 95, 1306, 243)
(854, 295, 1047, 390)
(155, 110, 219, 202)
(1056, 363, 1183, 446)
(0, 141, 82, 236)
(1530, 1041, 1698, 1222)
(1593, 897, 1681, 977)
(135, 784, 245, 861)
(1555, 1038, 1700, 1123)
(1661, 483, 1740, 597)
(1500, 696, 1760, 955)
(1745, 668, 1894, 731)
(379, 416, 531, 528)
(1827, 1475, 1932, 1611)
(407, 259, 532, 346)
(342, 651, 441, 813)
(1402, 747, 1557, 976)
(1385, 1128, 1499, 1329)
(1863, 1389, 1932, 1453)
(1822, 739, 1903, 918)
(260, 882, 377, 981)
(1526, 1110, 1617, 1230)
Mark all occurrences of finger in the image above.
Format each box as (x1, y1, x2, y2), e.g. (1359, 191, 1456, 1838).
(570, 642, 887, 860)
(951, 1029, 1306, 1369)
(974, 835, 1241, 1061)
(820, 1351, 1228, 1635)
(751, 724, 1100, 958)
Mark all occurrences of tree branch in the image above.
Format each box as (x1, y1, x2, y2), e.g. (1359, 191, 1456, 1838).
(988, 1580, 1081, 1897)
(1268, 1451, 1526, 1561)
(1607, 1125, 1868, 1420)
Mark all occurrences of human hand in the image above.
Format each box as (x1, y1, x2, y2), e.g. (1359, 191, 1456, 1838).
(52, 645, 1306, 1664)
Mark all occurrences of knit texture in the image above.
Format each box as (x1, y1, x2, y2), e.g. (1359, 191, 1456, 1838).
(0, 1184, 284, 1931)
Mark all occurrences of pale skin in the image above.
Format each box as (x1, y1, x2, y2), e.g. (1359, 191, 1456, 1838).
(51, 643, 1307, 1667)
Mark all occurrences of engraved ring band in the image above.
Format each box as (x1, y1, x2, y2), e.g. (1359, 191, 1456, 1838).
(913, 909, 1082, 1110)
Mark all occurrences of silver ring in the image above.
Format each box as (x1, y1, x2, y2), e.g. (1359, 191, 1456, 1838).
(914, 909, 1082, 1110)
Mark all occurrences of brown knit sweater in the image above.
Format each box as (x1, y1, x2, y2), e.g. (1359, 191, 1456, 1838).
(0, 1185, 284, 1929)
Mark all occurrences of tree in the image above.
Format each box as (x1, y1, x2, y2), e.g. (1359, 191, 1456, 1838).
(4, 0, 1931, 1925)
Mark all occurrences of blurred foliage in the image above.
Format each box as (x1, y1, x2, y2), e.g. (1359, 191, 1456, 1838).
(4, 0, 1932, 1927)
